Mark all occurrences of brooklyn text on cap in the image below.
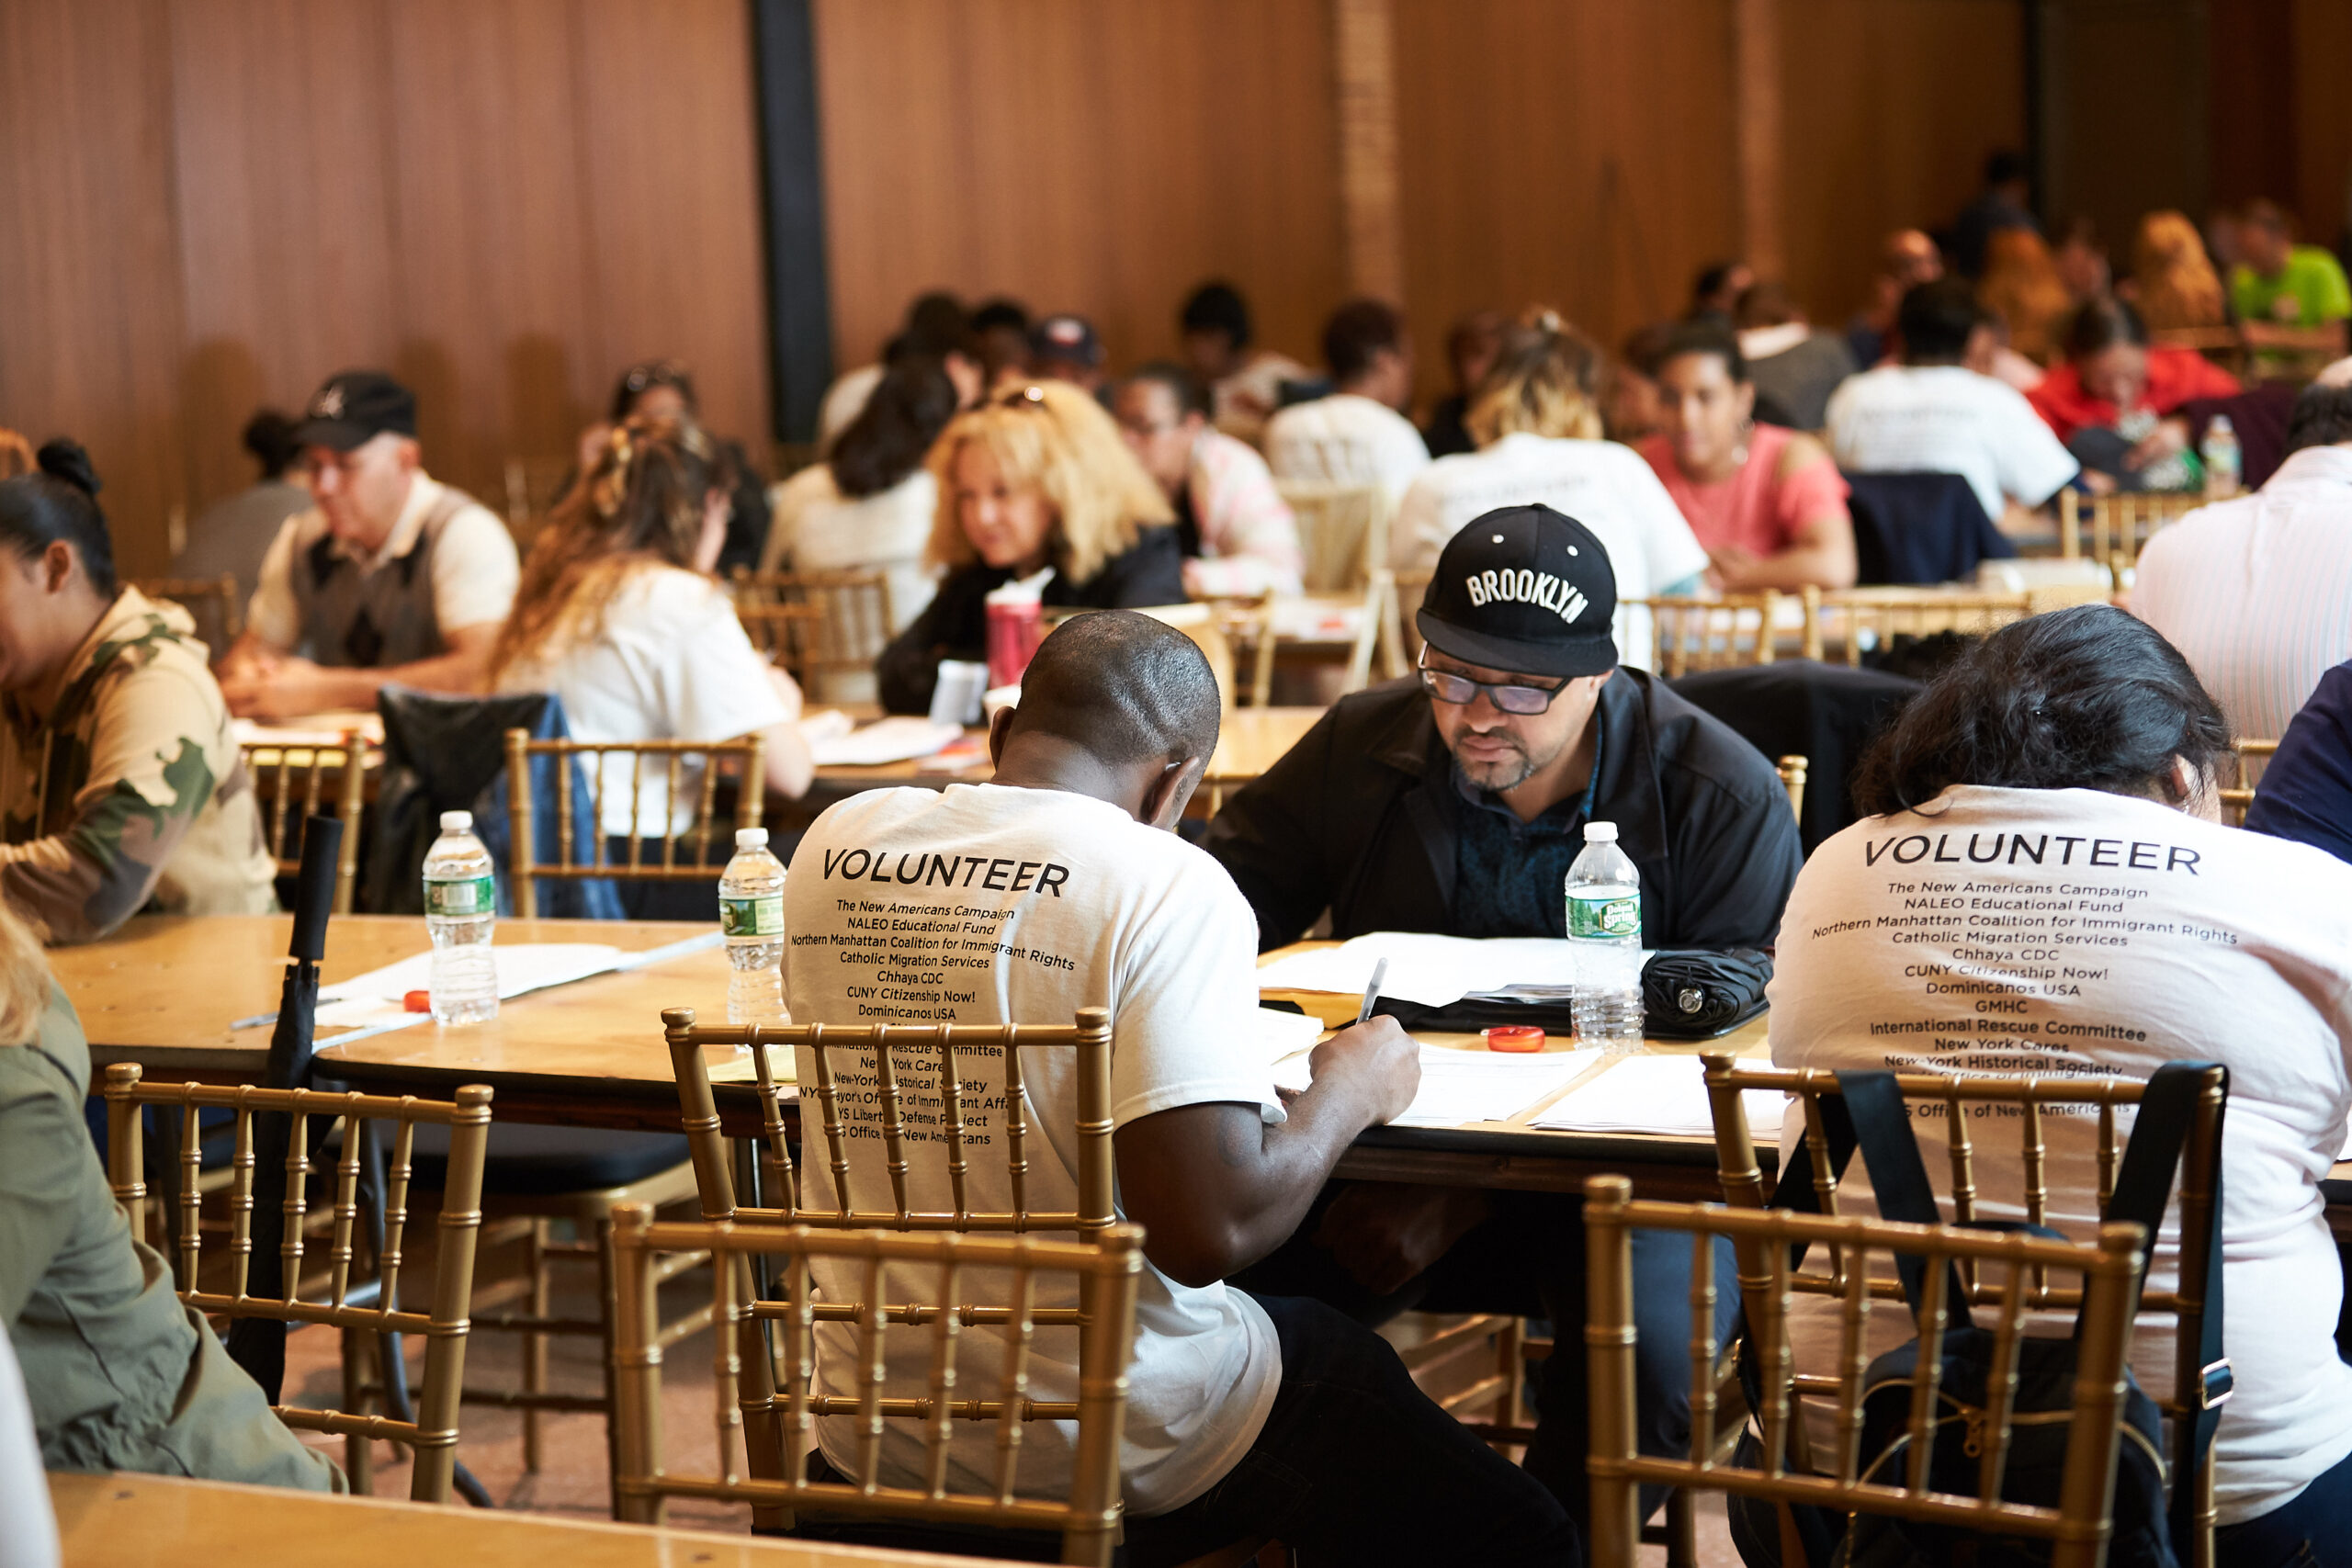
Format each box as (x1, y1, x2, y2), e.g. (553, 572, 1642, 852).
(1416, 502, 1620, 679)
(293, 370, 418, 451)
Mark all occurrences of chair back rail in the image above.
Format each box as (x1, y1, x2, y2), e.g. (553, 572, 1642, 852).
(1699, 1055, 2224, 1559)
(1631, 593, 1784, 678)
(1584, 1174, 2145, 1568)
(611, 1207, 1144, 1564)
(2219, 738, 2277, 829)
(1800, 587, 2035, 666)
(662, 1006, 1115, 1238)
(2057, 490, 2203, 576)
(100, 1064, 493, 1504)
(731, 569, 897, 686)
(1274, 481, 1393, 593)
(239, 735, 367, 914)
(502, 730, 764, 919)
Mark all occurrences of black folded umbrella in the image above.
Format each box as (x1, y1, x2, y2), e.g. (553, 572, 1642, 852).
(223, 814, 340, 1399)
(1642, 948, 1773, 1041)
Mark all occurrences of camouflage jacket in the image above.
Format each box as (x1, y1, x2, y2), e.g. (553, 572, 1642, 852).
(0, 589, 276, 943)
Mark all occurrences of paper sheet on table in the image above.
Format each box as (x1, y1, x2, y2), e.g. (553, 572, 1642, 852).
(309, 942, 628, 1029)
(809, 716, 965, 767)
(797, 709, 855, 745)
(1255, 932, 1600, 1008)
(1273, 1043, 1600, 1127)
(1532, 1053, 1784, 1140)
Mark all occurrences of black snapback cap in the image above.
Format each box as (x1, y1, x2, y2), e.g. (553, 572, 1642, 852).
(1028, 313, 1105, 368)
(1416, 503, 1619, 678)
(293, 370, 417, 451)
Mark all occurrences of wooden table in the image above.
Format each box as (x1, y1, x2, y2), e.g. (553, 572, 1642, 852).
(809, 706, 1323, 804)
(46, 1471, 978, 1567)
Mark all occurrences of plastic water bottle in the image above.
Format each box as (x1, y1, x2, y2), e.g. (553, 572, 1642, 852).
(422, 809, 499, 1025)
(1566, 821, 1645, 1054)
(2200, 415, 2242, 500)
(720, 827, 789, 1028)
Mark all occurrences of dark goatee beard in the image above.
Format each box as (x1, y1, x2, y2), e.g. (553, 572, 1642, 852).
(1457, 743, 1540, 795)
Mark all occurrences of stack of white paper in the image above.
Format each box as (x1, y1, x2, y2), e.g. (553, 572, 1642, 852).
(1252, 1008, 1328, 1066)
(808, 716, 965, 767)
(1532, 1053, 1783, 1140)
(1256, 932, 1584, 1008)
(1273, 1043, 1600, 1127)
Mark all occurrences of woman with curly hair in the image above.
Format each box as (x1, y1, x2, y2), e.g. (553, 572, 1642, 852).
(492, 415, 811, 908)
(875, 380, 1184, 715)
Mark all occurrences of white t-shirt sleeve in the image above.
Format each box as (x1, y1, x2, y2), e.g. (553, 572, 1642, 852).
(429, 503, 523, 633)
(1988, 383, 2080, 506)
(647, 574, 792, 741)
(1107, 857, 1284, 1129)
(1617, 446, 1712, 586)
(244, 513, 307, 652)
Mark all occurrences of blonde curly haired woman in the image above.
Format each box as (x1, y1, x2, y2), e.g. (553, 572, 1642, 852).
(492, 414, 812, 914)
(1391, 309, 1708, 672)
(2122, 209, 2229, 333)
(876, 380, 1183, 714)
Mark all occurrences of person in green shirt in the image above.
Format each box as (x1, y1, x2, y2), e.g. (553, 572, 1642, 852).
(0, 897, 339, 1490)
(2231, 199, 2352, 361)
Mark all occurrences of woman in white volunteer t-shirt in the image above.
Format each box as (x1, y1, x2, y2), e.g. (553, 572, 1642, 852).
(1391, 309, 1709, 671)
(1769, 605, 2352, 1557)
(492, 415, 813, 916)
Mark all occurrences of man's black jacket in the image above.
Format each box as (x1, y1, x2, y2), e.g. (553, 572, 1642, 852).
(1200, 671, 1803, 953)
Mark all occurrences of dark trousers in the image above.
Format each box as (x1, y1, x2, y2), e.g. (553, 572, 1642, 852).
(2216, 1445, 2352, 1568)
(1231, 1186, 1738, 1535)
(1121, 1294, 1582, 1568)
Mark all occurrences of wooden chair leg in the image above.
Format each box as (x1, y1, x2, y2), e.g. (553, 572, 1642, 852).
(523, 1218, 549, 1472)
(1664, 1488, 1698, 1568)
(339, 1327, 375, 1495)
(594, 1217, 625, 1520)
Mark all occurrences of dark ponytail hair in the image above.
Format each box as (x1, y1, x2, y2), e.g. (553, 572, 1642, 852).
(0, 440, 117, 598)
(831, 355, 958, 499)
(1852, 604, 2230, 816)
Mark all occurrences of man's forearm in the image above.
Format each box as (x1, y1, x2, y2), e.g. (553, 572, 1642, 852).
(1219, 1074, 1393, 1269)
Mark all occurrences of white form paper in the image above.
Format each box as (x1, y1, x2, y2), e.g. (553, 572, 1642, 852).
(1254, 932, 1584, 1008)
(808, 716, 965, 767)
(1274, 1043, 1601, 1127)
(1531, 1053, 1784, 1141)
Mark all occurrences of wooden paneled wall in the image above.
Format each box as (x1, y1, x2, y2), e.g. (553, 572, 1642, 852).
(810, 0, 1347, 385)
(0, 0, 770, 578)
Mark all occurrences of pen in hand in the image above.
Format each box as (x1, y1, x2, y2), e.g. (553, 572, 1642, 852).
(1355, 957, 1389, 1027)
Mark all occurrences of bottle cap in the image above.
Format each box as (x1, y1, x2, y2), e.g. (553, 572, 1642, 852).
(2209, 415, 2233, 433)
(439, 810, 473, 832)
(1583, 820, 1618, 843)
(735, 828, 770, 850)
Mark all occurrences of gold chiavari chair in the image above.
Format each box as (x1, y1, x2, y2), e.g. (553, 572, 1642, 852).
(1699, 1055, 2226, 1563)
(2219, 738, 2277, 829)
(502, 456, 575, 546)
(1776, 756, 1807, 824)
(2057, 490, 2204, 578)
(132, 572, 242, 658)
(1372, 568, 1435, 681)
(1634, 592, 1784, 678)
(1582, 1174, 2146, 1568)
(101, 1064, 493, 1504)
(610, 1207, 1145, 1563)
(1801, 587, 2035, 666)
(661, 1007, 1134, 1552)
(502, 730, 763, 919)
(239, 734, 367, 914)
(732, 569, 896, 702)
(1275, 481, 1393, 593)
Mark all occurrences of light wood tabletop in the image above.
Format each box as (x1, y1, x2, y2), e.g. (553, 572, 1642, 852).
(51, 915, 729, 1089)
(809, 706, 1323, 791)
(46, 1471, 979, 1567)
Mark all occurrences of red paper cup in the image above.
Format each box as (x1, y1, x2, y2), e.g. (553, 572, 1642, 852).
(1484, 1026, 1545, 1053)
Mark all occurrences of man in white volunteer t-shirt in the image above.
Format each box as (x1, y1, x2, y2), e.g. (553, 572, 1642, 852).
(785, 611, 1580, 1564)
(1769, 605, 2352, 1554)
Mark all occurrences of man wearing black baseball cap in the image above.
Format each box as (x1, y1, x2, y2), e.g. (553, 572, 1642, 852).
(1202, 502, 1799, 1529)
(217, 369, 518, 720)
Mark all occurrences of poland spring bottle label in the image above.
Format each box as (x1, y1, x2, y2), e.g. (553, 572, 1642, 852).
(1567, 889, 1640, 939)
(425, 874, 496, 918)
(721, 892, 785, 938)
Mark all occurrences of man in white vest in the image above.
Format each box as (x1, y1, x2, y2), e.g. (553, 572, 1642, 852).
(217, 370, 518, 720)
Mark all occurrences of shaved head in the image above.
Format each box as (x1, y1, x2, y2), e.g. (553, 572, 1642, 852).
(1008, 610, 1222, 768)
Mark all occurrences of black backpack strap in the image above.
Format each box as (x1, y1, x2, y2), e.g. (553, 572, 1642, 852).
(2103, 1061, 2230, 1549)
(1836, 1070, 1973, 1325)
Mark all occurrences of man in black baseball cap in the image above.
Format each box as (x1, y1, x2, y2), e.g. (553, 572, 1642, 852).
(218, 368, 518, 719)
(1028, 312, 1108, 395)
(1201, 501, 1798, 1530)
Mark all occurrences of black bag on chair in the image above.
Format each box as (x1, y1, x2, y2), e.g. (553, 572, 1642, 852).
(1732, 1064, 2227, 1568)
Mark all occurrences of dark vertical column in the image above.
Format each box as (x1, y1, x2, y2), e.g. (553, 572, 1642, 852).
(751, 0, 833, 445)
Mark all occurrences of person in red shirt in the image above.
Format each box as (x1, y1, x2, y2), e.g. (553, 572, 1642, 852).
(2028, 298, 2239, 491)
